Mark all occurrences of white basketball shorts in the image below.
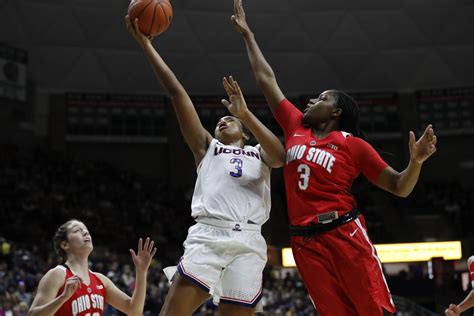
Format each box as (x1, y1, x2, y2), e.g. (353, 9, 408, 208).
(165, 217, 267, 307)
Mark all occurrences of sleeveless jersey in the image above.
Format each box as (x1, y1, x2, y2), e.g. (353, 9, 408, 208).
(191, 138, 271, 225)
(274, 98, 388, 226)
(55, 266, 106, 316)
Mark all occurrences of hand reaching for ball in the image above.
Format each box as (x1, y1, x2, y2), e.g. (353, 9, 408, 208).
(126, 16, 152, 48)
(126, 0, 173, 43)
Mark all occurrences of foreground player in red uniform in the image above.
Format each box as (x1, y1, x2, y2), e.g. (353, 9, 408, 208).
(231, 0, 437, 315)
(29, 219, 157, 316)
(445, 256, 474, 316)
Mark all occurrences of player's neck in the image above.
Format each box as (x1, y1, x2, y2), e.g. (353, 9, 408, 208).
(65, 256, 89, 277)
(311, 121, 338, 139)
(222, 139, 244, 148)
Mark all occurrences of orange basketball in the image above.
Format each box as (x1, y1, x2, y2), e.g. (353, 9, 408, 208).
(128, 0, 173, 37)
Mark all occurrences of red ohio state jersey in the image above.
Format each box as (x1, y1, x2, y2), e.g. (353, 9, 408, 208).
(274, 98, 388, 226)
(55, 266, 106, 316)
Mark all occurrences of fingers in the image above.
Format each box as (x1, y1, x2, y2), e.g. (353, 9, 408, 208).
(221, 99, 231, 109)
(238, 0, 244, 15)
(223, 77, 235, 96)
(136, 237, 156, 255)
(233, 80, 243, 96)
(148, 239, 154, 253)
(143, 237, 150, 252)
(66, 275, 81, 284)
(409, 131, 416, 147)
(65, 276, 81, 292)
(125, 15, 131, 28)
(137, 238, 143, 252)
(134, 18, 140, 32)
(151, 247, 157, 258)
(420, 124, 432, 140)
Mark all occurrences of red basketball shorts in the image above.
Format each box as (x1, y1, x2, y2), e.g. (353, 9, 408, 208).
(291, 215, 396, 316)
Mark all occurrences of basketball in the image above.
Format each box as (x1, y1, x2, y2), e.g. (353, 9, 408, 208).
(128, 0, 173, 37)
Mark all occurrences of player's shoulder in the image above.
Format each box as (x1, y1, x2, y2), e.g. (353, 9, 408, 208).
(49, 265, 67, 277)
(468, 255, 474, 266)
(91, 271, 110, 288)
(38, 265, 67, 288)
(244, 143, 261, 151)
(340, 133, 368, 146)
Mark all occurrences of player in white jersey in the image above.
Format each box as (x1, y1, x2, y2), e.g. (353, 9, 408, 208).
(126, 17, 285, 315)
(444, 256, 474, 316)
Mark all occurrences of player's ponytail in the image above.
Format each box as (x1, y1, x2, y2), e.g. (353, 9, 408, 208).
(332, 90, 367, 140)
(53, 219, 79, 263)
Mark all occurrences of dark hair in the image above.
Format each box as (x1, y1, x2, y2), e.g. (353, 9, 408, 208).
(332, 90, 367, 140)
(53, 219, 80, 262)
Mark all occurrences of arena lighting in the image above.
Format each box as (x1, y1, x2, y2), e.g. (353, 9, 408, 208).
(373, 241, 462, 263)
(281, 241, 462, 267)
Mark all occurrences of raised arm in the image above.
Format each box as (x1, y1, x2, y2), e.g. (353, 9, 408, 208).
(29, 268, 80, 316)
(376, 125, 437, 197)
(97, 238, 157, 316)
(231, 0, 285, 113)
(126, 17, 212, 166)
(221, 76, 285, 168)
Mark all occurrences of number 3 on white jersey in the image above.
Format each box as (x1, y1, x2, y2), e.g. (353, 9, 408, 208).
(297, 164, 310, 190)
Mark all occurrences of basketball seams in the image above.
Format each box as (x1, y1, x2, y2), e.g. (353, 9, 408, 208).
(159, 1, 172, 29)
(135, 0, 153, 20)
(157, 2, 167, 32)
(148, 1, 158, 37)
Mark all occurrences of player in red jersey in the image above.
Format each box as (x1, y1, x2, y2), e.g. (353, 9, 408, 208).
(29, 219, 157, 316)
(231, 0, 437, 315)
(445, 256, 474, 316)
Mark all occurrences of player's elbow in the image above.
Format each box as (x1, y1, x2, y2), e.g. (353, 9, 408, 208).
(267, 155, 285, 168)
(395, 189, 411, 198)
(28, 308, 38, 316)
(392, 187, 413, 198)
(269, 160, 285, 168)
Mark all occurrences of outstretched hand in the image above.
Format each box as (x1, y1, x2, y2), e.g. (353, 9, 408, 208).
(125, 16, 153, 48)
(130, 237, 157, 273)
(408, 124, 437, 164)
(444, 304, 460, 316)
(231, 0, 252, 37)
(221, 76, 249, 118)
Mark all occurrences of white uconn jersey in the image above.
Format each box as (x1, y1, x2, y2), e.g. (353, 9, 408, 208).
(191, 139, 271, 225)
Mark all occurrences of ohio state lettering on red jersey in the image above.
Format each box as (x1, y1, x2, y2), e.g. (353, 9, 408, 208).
(55, 266, 106, 316)
(286, 145, 336, 173)
(274, 98, 388, 226)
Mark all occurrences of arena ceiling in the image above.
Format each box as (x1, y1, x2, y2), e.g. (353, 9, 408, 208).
(1, 0, 474, 95)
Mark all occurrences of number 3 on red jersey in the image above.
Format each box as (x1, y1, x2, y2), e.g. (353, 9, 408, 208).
(297, 164, 310, 190)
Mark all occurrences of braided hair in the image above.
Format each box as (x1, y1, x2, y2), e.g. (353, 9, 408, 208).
(331, 90, 367, 140)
